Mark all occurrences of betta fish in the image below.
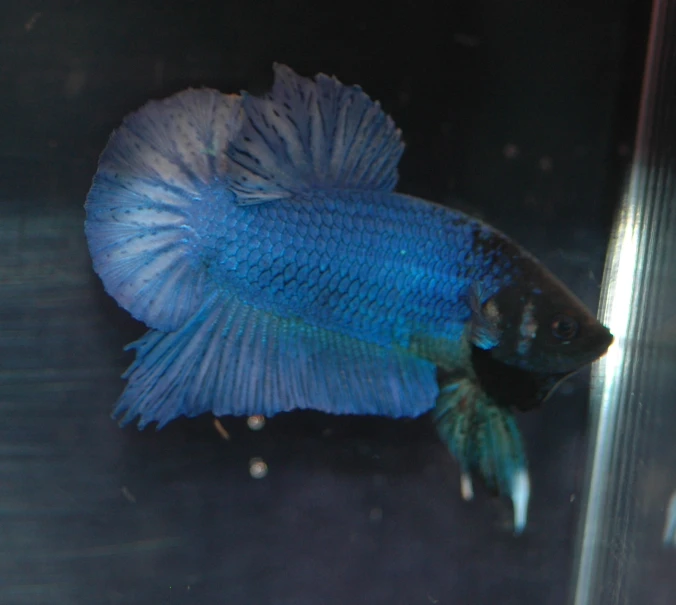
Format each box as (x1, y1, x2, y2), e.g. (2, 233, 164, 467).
(84, 64, 613, 533)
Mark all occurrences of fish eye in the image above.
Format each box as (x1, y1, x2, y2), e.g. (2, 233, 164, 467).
(551, 314, 578, 340)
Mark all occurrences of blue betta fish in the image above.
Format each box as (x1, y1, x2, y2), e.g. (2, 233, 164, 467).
(85, 64, 613, 533)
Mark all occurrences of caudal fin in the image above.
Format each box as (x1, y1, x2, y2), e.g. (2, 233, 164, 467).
(84, 88, 243, 331)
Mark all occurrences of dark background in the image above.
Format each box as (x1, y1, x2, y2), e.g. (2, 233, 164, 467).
(0, 1, 650, 603)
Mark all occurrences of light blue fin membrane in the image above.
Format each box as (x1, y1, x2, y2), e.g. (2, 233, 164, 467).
(84, 89, 243, 331)
(226, 63, 404, 204)
(114, 292, 438, 429)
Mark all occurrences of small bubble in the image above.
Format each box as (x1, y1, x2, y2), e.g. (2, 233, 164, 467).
(249, 457, 268, 479)
(247, 415, 266, 430)
(64, 68, 87, 98)
(121, 486, 137, 504)
(503, 143, 520, 159)
(539, 156, 553, 172)
(25, 12, 42, 32)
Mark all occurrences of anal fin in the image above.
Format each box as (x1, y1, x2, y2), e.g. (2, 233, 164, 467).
(115, 292, 438, 429)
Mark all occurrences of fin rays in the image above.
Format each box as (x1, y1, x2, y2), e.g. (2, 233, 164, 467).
(227, 64, 404, 204)
(115, 293, 438, 429)
(85, 89, 243, 331)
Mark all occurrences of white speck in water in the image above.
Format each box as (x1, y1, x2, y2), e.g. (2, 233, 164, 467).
(247, 415, 266, 430)
(213, 418, 230, 440)
(249, 457, 268, 479)
(539, 156, 553, 172)
(503, 143, 520, 159)
(64, 67, 86, 98)
(25, 12, 42, 32)
(121, 486, 137, 504)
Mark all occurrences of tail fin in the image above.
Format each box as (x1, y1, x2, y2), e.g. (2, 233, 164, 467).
(84, 89, 243, 331)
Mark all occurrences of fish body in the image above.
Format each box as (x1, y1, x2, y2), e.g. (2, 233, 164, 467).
(85, 64, 613, 532)
(186, 188, 510, 355)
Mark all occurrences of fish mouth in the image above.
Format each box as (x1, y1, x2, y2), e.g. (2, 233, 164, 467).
(585, 325, 614, 361)
(558, 326, 614, 375)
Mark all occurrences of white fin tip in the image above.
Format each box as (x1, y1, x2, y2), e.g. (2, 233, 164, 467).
(511, 469, 530, 535)
(460, 473, 474, 501)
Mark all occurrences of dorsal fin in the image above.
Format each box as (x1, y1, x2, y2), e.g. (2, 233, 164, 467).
(226, 63, 405, 204)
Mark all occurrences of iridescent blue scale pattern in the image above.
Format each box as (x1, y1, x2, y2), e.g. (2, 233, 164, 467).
(193, 187, 513, 349)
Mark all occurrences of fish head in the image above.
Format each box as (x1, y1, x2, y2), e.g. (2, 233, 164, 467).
(472, 258, 613, 409)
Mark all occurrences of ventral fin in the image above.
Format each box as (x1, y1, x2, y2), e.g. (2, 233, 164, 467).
(114, 292, 438, 429)
(226, 63, 405, 205)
